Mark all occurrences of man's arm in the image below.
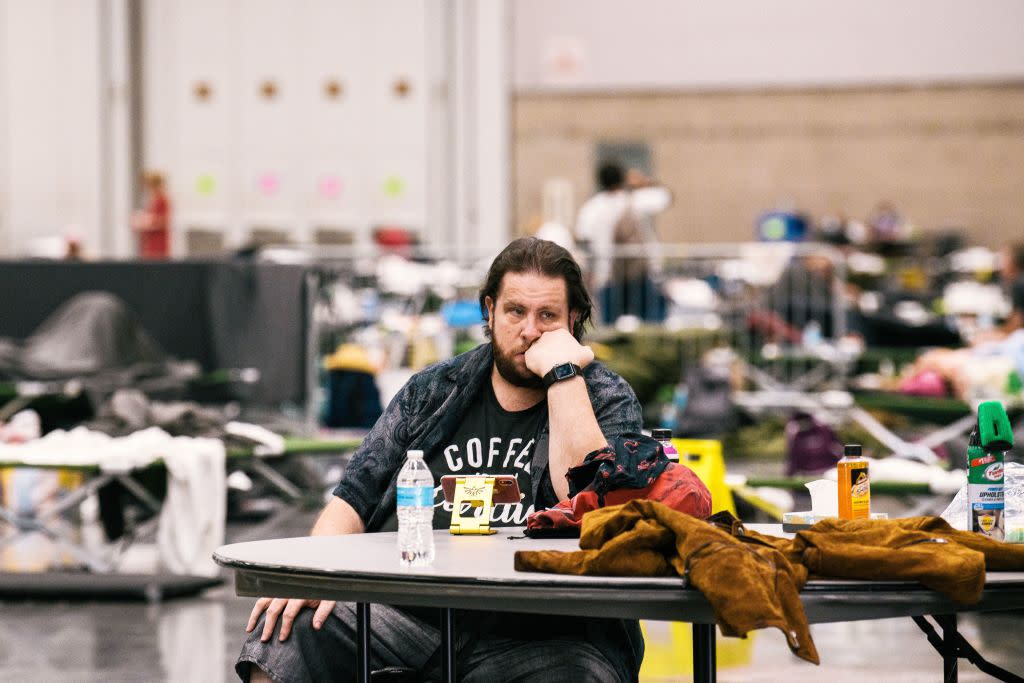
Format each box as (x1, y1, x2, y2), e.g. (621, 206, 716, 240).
(525, 329, 606, 501)
(310, 496, 366, 536)
(630, 184, 673, 216)
(245, 375, 421, 642)
(546, 375, 607, 500)
(246, 496, 365, 643)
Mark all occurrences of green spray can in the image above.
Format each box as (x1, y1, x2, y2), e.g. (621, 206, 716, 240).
(968, 401, 1014, 541)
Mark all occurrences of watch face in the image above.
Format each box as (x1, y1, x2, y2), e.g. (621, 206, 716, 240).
(552, 363, 577, 381)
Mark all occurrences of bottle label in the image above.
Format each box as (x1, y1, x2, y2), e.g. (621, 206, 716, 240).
(397, 485, 434, 507)
(850, 467, 870, 517)
(968, 448, 1004, 539)
(660, 441, 679, 462)
(969, 483, 1004, 538)
(983, 462, 1004, 482)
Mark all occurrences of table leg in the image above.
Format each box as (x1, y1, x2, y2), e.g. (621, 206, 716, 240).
(356, 602, 370, 683)
(935, 614, 958, 683)
(692, 623, 717, 683)
(914, 613, 1024, 683)
(441, 608, 456, 683)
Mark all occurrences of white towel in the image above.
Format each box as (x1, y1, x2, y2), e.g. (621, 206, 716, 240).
(156, 435, 226, 577)
(0, 426, 226, 576)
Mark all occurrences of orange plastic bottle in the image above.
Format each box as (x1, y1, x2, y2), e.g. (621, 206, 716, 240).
(837, 444, 870, 520)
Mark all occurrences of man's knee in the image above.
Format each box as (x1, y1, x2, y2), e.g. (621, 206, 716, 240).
(237, 607, 353, 682)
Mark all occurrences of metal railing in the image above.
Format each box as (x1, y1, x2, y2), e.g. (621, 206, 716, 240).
(290, 241, 850, 428)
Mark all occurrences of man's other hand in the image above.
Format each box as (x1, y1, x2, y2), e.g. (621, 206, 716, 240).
(247, 597, 337, 642)
(524, 329, 595, 377)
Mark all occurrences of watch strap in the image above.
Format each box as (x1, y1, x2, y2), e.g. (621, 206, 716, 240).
(542, 362, 582, 389)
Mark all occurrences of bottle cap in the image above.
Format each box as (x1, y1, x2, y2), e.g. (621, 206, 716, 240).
(978, 400, 1014, 452)
(651, 429, 672, 440)
(407, 449, 424, 459)
(844, 444, 862, 457)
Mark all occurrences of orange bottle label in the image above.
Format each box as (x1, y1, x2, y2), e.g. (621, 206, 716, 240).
(838, 460, 870, 520)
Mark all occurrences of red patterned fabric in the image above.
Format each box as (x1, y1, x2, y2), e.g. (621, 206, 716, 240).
(526, 435, 712, 535)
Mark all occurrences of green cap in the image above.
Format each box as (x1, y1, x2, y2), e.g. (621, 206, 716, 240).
(978, 400, 1013, 452)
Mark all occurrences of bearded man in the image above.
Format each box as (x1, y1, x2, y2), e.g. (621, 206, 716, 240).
(237, 237, 644, 682)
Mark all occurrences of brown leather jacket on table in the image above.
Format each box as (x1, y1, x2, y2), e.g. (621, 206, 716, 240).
(739, 515, 1024, 604)
(514, 499, 819, 664)
(514, 501, 1024, 665)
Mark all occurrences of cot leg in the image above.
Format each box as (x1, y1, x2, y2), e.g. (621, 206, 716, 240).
(356, 602, 370, 683)
(245, 459, 304, 500)
(692, 622, 717, 683)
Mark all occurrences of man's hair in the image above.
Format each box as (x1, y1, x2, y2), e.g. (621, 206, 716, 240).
(597, 162, 625, 192)
(479, 237, 593, 341)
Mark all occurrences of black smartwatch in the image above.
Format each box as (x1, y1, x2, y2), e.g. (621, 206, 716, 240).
(542, 362, 581, 389)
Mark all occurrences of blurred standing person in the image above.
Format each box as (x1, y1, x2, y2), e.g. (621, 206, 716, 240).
(1000, 242, 1024, 335)
(132, 171, 172, 259)
(975, 242, 1024, 344)
(575, 161, 672, 324)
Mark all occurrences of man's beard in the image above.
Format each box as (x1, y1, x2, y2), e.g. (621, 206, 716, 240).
(493, 341, 545, 390)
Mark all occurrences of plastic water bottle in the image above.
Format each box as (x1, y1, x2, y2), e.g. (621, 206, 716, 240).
(397, 450, 435, 567)
(651, 429, 679, 463)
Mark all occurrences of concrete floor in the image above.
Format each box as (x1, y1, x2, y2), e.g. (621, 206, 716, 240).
(1, 508, 1023, 682)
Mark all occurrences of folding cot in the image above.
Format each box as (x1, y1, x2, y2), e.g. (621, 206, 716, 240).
(0, 434, 361, 578)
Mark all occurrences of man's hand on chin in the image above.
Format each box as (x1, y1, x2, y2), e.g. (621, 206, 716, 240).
(523, 329, 595, 378)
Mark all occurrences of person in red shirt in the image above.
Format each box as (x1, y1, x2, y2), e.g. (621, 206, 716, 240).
(132, 171, 171, 259)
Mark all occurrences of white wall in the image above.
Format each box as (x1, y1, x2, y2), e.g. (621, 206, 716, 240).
(514, 0, 1024, 92)
(447, 0, 511, 254)
(1, 0, 105, 256)
(0, 0, 8, 253)
(143, 0, 510, 254)
(102, 0, 136, 258)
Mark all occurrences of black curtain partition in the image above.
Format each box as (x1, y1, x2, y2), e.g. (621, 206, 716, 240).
(0, 260, 309, 405)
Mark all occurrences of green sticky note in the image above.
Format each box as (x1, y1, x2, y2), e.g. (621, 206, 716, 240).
(196, 174, 216, 196)
(383, 176, 405, 198)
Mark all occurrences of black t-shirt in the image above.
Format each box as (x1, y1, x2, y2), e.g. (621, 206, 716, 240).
(372, 381, 548, 533)
(426, 381, 547, 529)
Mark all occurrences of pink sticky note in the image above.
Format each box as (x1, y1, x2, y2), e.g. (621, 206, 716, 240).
(257, 172, 280, 196)
(319, 175, 343, 199)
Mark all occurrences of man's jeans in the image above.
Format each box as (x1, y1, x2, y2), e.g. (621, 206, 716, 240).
(237, 602, 628, 682)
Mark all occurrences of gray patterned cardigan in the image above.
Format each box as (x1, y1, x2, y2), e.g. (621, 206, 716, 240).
(332, 342, 646, 680)
(333, 342, 643, 532)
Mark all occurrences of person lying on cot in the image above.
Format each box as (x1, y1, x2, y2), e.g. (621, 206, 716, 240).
(901, 331, 1024, 400)
(901, 246, 1024, 400)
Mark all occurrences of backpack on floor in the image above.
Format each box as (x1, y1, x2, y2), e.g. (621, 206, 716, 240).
(785, 411, 843, 475)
